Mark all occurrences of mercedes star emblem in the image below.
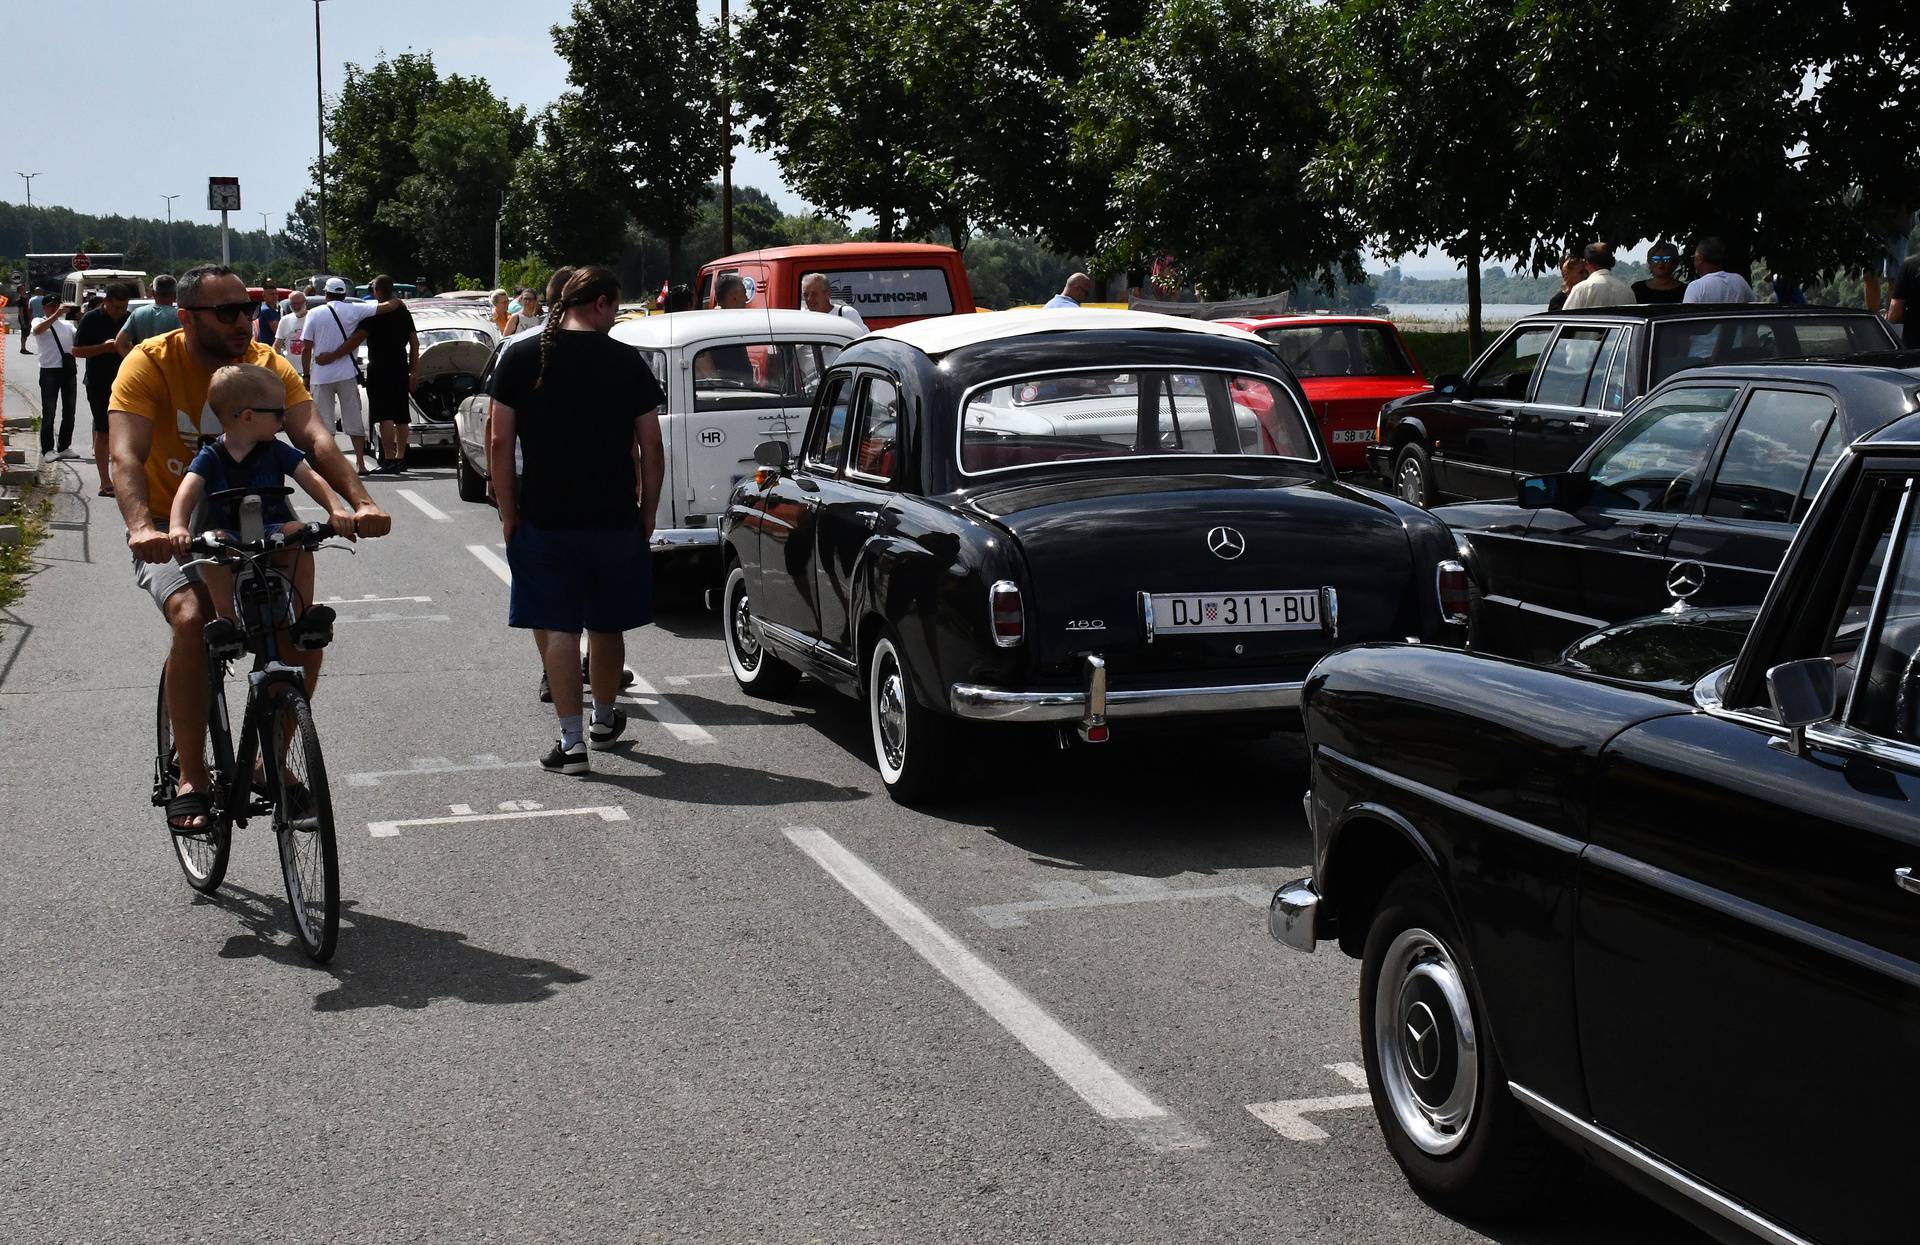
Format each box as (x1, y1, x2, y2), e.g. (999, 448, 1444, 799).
(1206, 526, 1246, 560)
(1666, 561, 1707, 600)
(1404, 1002, 1441, 1081)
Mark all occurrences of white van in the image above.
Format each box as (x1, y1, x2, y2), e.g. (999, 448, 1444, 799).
(453, 309, 864, 557)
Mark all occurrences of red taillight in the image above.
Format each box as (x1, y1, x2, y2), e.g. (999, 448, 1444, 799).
(1436, 560, 1471, 626)
(989, 580, 1023, 648)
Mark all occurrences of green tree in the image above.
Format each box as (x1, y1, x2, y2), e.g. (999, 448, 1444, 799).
(551, 0, 723, 277)
(1072, 0, 1363, 298)
(278, 191, 325, 270)
(323, 52, 444, 276)
(508, 98, 634, 268)
(386, 76, 533, 283)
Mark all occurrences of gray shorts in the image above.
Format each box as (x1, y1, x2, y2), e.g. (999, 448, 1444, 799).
(131, 518, 202, 612)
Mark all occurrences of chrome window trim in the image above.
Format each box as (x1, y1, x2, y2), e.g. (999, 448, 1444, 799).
(953, 365, 1324, 479)
(1842, 476, 1916, 727)
(1316, 745, 1582, 855)
(1479, 594, 1608, 631)
(1509, 1084, 1816, 1245)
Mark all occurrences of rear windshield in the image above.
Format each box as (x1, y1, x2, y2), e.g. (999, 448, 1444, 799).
(818, 267, 954, 317)
(1651, 316, 1892, 383)
(1256, 323, 1415, 377)
(960, 368, 1318, 475)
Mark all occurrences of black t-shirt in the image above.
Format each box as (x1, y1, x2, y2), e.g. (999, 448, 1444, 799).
(1631, 279, 1686, 304)
(75, 307, 129, 384)
(487, 330, 666, 529)
(1896, 259, 1920, 350)
(1546, 291, 1569, 313)
(362, 303, 416, 377)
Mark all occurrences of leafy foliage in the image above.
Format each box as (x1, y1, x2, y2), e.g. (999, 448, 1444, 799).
(508, 98, 632, 267)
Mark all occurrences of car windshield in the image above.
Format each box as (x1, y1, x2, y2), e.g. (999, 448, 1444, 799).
(960, 368, 1318, 474)
(418, 327, 490, 348)
(1256, 324, 1415, 377)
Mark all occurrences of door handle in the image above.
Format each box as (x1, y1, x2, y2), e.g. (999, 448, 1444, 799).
(853, 508, 880, 528)
(1569, 420, 1590, 432)
(1630, 528, 1665, 551)
(1497, 413, 1517, 425)
(1897, 868, 1920, 896)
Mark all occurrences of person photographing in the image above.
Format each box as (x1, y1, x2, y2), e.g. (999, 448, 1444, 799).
(484, 266, 666, 774)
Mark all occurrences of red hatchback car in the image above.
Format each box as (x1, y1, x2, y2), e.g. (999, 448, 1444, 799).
(1217, 315, 1428, 472)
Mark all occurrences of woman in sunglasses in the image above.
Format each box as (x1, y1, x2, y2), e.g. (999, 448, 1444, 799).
(1632, 244, 1688, 303)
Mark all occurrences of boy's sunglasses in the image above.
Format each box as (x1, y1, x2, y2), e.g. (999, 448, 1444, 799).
(247, 406, 287, 420)
(184, 302, 260, 324)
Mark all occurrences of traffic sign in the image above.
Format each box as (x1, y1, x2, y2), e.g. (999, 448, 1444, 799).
(72, 252, 90, 272)
(208, 177, 242, 211)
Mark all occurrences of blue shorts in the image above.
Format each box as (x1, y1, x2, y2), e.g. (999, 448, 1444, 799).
(506, 522, 653, 633)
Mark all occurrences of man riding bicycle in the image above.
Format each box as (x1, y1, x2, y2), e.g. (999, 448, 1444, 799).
(109, 264, 392, 833)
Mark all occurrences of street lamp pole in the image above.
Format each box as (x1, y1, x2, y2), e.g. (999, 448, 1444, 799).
(15, 172, 40, 254)
(314, 0, 329, 275)
(719, 0, 733, 256)
(161, 193, 180, 271)
(260, 211, 273, 263)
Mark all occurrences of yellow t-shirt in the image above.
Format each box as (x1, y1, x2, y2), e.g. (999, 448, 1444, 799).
(109, 330, 311, 521)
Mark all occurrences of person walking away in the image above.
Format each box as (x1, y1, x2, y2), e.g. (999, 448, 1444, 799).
(255, 286, 281, 347)
(30, 296, 79, 459)
(1632, 243, 1687, 303)
(800, 272, 868, 331)
(299, 276, 401, 474)
(1045, 272, 1093, 309)
(334, 274, 418, 473)
(484, 266, 665, 774)
(1865, 207, 1914, 314)
(1887, 252, 1920, 350)
(109, 263, 391, 832)
(117, 274, 181, 354)
(274, 290, 309, 370)
(1683, 237, 1756, 303)
(1563, 243, 1633, 309)
(73, 282, 132, 493)
(15, 282, 32, 354)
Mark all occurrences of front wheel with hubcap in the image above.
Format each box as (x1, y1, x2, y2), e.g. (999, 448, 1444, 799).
(1359, 868, 1574, 1216)
(722, 564, 799, 696)
(866, 627, 953, 805)
(1393, 442, 1434, 509)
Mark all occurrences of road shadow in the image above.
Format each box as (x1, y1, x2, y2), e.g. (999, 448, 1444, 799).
(38, 471, 95, 565)
(583, 747, 869, 807)
(647, 599, 721, 640)
(1448, 1167, 1713, 1244)
(204, 884, 590, 1012)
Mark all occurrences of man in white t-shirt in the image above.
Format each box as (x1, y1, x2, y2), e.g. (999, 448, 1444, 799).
(300, 277, 385, 473)
(1682, 237, 1756, 304)
(275, 290, 309, 370)
(800, 272, 867, 331)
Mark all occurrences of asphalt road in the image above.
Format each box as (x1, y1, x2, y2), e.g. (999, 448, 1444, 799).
(0, 367, 1711, 1244)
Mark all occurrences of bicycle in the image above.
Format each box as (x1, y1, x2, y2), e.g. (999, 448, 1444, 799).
(151, 487, 347, 962)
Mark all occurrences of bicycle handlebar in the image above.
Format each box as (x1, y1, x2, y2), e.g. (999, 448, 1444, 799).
(191, 522, 335, 558)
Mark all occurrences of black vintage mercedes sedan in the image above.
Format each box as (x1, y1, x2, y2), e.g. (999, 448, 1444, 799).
(1445, 356, 1920, 660)
(1268, 409, 1920, 1244)
(719, 309, 1468, 802)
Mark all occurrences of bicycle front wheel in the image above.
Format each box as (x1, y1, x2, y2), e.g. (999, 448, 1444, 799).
(157, 664, 231, 893)
(263, 683, 339, 962)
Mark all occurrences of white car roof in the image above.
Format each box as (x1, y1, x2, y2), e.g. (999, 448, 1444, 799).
(610, 308, 866, 350)
(874, 308, 1256, 357)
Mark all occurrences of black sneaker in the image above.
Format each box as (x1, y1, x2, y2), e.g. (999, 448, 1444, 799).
(540, 739, 588, 775)
(588, 707, 629, 750)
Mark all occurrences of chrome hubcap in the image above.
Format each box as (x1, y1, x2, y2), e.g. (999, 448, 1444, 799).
(876, 661, 907, 770)
(1375, 927, 1478, 1155)
(730, 587, 760, 671)
(1397, 459, 1424, 504)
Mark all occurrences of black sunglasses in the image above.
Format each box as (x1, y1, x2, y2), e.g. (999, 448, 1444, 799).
(184, 301, 259, 324)
(246, 406, 287, 420)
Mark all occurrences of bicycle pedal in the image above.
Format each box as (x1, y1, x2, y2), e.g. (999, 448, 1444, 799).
(292, 605, 336, 651)
(204, 618, 248, 659)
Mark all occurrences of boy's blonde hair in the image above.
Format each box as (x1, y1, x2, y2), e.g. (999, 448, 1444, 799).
(208, 363, 284, 422)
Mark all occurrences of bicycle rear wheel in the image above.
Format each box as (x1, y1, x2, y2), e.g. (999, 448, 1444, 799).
(156, 664, 231, 893)
(263, 683, 340, 962)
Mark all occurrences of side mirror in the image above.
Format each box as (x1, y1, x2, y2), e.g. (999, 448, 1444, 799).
(753, 440, 790, 470)
(1518, 472, 1587, 511)
(1431, 372, 1464, 397)
(1766, 657, 1837, 757)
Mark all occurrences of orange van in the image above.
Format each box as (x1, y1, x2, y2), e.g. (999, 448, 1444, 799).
(693, 242, 975, 328)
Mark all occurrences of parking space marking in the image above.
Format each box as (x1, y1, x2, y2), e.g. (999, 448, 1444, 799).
(319, 594, 433, 605)
(346, 754, 536, 787)
(969, 876, 1273, 929)
(332, 612, 450, 624)
(369, 800, 630, 838)
(785, 826, 1208, 1152)
(1246, 1063, 1373, 1142)
(396, 489, 452, 522)
(620, 675, 717, 746)
(467, 544, 512, 584)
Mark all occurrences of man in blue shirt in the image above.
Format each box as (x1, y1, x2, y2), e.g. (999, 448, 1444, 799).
(1044, 272, 1093, 309)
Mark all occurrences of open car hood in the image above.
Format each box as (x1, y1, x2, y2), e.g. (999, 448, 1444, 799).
(415, 338, 492, 381)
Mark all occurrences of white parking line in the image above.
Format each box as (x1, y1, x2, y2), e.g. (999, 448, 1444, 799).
(621, 675, 717, 746)
(467, 543, 512, 584)
(784, 826, 1207, 1152)
(369, 804, 630, 839)
(319, 594, 433, 605)
(1246, 1063, 1374, 1142)
(395, 488, 451, 522)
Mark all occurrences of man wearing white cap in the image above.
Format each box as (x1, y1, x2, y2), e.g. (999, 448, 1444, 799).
(299, 277, 400, 473)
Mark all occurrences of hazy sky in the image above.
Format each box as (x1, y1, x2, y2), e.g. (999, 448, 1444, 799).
(1, 1, 1501, 278)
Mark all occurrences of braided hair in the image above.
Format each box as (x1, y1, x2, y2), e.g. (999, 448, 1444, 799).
(534, 265, 620, 391)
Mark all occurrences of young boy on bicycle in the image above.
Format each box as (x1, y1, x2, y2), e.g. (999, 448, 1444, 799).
(167, 363, 356, 653)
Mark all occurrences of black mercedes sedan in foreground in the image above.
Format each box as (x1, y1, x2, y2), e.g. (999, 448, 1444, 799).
(1445, 355, 1920, 660)
(720, 309, 1468, 802)
(1269, 408, 1920, 1243)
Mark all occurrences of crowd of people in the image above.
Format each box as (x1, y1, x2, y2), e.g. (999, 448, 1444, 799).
(1546, 236, 1757, 311)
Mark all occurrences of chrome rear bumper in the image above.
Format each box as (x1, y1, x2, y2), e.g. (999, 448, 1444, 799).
(948, 678, 1304, 722)
(650, 528, 721, 553)
(1268, 878, 1321, 952)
